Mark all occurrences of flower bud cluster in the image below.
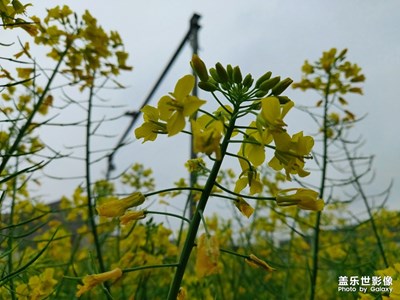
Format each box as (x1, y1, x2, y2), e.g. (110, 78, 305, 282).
(191, 54, 293, 105)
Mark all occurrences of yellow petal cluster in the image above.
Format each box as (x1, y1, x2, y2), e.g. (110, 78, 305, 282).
(135, 105, 166, 142)
(158, 75, 206, 136)
(177, 287, 187, 300)
(135, 75, 206, 141)
(76, 268, 123, 297)
(234, 167, 263, 195)
(276, 188, 324, 211)
(245, 254, 275, 272)
(258, 96, 294, 133)
(234, 197, 254, 218)
(269, 131, 314, 180)
(120, 210, 146, 225)
(96, 192, 145, 217)
(191, 117, 223, 160)
(195, 233, 220, 278)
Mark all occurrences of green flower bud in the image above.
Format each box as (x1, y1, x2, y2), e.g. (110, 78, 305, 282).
(258, 76, 280, 92)
(271, 77, 293, 96)
(190, 54, 209, 82)
(12, 0, 25, 13)
(255, 71, 272, 88)
(209, 68, 222, 83)
(254, 90, 268, 98)
(276, 96, 291, 104)
(338, 48, 348, 60)
(233, 66, 242, 84)
(215, 62, 229, 83)
(242, 74, 253, 88)
(350, 74, 365, 83)
(226, 64, 234, 82)
(198, 81, 218, 92)
(250, 100, 261, 110)
(208, 77, 218, 85)
(220, 83, 230, 91)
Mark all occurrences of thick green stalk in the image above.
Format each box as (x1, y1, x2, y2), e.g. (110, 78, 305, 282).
(167, 106, 239, 299)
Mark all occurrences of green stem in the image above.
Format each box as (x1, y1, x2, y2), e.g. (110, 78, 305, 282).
(167, 106, 239, 300)
(310, 70, 332, 300)
(342, 141, 388, 267)
(145, 186, 203, 197)
(0, 44, 70, 176)
(7, 159, 19, 300)
(84, 72, 110, 299)
(145, 210, 191, 223)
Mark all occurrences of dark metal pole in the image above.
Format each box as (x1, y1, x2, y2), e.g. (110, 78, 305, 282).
(106, 14, 202, 180)
(188, 14, 201, 218)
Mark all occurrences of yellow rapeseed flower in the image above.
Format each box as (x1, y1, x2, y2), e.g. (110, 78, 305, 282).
(239, 121, 273, 167)
(234, 168, 263, 195)
(258, 96, 294, 133)
(177, 287, 187, 300)
(120, 210, 146, 225)
(76, 268, 123, 297)
(269, 131, 314, 180)
(135, 105, 167, 142)
(191, 118, 222, 160)
(96, 192, 145, 217)
(276, 188, 324, 211)
(234, 197, 254, 218)
(158, 75, 206, 136)
(195, 233, 220, 278)
(245, 254, 275, 272)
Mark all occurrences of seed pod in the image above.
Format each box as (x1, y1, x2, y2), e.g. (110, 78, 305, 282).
(190, 54, 209, 82)
(242, 74, 253, 88)
(215, 62, 229, 83)
(271, 77, 293, 96)
(233, 66, 242, 84)
(259, 76, 280, 92)
(198, 81, 218, 92)
(255, 71, 272, 88)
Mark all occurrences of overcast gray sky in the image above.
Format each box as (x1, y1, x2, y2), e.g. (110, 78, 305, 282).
(19, 1, 399, 211)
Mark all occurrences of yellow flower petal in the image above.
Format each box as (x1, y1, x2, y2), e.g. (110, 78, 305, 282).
(234, 177, 248, 194)
(196, 234, 220, 278)
(276, 188, 324, 211)
(76, 268, 123, 297)
(167, 112, 186, 136)
(173, 74, 195, 100)
(234, 197, 254, 218)
(182, 95, 206, 116)
(158, 95, 175, 121)
(245, 254, 275, 272)
(120, 210, 146, 225)
(177, 287, 187, 300)
(96, 192, 145, 217)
